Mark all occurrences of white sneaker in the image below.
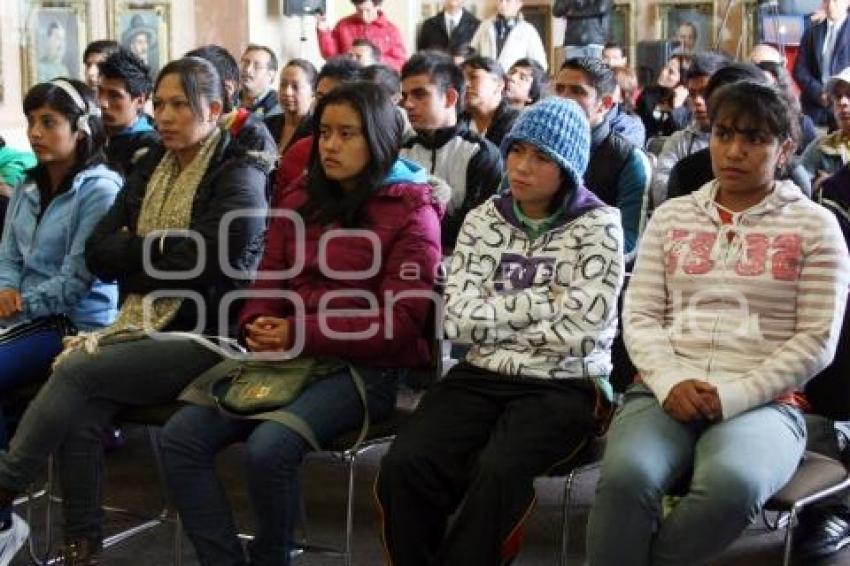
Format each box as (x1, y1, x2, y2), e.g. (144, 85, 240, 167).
(0, 513, 29, 566)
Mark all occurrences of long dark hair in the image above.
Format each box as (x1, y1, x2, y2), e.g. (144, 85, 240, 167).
(23, 78, 108, 179)
(300, 81, 403, 228)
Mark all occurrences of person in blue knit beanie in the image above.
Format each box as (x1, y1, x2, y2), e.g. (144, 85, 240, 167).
(377, 96, 625, 565)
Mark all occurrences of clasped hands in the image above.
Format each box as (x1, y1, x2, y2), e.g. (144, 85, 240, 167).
(244, 316, 291, 353)
(663, 379, 722, 423)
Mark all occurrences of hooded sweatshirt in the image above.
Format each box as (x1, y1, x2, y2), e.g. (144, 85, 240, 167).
(0, 164, 121, 330)
(625, 179, 850, 420)
(443, 186, 624, 398)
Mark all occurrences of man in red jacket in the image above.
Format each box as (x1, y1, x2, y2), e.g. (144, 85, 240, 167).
(316, 0, 406, 71)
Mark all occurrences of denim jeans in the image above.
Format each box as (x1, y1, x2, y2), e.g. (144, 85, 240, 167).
(0, 324, 64, 441)
(0, 336, 223, 542)
(586, 384, 806, 566)
(159, 366, 399, 566)
(0, 324, 64, 525)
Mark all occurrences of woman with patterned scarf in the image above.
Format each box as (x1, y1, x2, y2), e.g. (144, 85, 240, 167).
(0, 56, 273, 565)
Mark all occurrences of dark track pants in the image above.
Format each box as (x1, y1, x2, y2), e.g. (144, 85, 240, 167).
(376, 363, 606, 566)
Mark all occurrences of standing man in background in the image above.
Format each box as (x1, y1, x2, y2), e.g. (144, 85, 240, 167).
(554, 0, 612, 60)
(794, 0, 850, 127)
(317, 0, 407, 71)
(470, 0, 548, 72)
(238, 44, 282, 118)
(417, 0, 480, 53)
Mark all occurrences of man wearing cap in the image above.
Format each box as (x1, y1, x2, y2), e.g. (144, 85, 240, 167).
(801, 67, 850, 187)
(121, 15, 157, 75)
(794, 0, 850, 127)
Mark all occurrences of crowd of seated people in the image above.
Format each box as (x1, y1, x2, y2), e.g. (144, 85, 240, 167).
(2, 1, 850, 564)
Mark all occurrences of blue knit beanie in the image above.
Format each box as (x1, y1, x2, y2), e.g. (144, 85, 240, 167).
(500, 97, 590, 190)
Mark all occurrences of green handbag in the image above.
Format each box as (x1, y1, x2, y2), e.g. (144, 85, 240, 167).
(211, 357, 343, 415)
(183, 354, 369, 451)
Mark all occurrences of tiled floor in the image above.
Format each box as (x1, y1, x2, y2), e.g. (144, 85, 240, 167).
(10, 426, 850, 565)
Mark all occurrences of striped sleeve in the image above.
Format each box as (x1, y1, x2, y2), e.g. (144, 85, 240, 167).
(715, 207, 850, 419)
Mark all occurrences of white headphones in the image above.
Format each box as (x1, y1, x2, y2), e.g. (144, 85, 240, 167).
(49, 79, 102, 136)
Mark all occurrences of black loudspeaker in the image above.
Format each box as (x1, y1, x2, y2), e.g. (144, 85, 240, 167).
(636, 40, 679, 87)
(283, 0, 325, 17)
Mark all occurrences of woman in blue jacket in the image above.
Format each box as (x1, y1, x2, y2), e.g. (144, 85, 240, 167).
(0, 78, 120, 562)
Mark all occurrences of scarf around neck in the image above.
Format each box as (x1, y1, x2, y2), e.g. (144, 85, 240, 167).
(54, 127, 223, 367)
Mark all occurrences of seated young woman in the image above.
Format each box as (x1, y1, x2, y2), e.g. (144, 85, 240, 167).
(158, 81, 444, 566)
(377, 97, 625, 565)
(0, 56, 273, 564)
(0, 78, 120, 562)
(587, 80, 850, 566)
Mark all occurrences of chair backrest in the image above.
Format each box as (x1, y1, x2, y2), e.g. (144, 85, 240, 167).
(804, 303, 850, 421)
(609, 272, 636, 397)
(404, 282, 445, 390)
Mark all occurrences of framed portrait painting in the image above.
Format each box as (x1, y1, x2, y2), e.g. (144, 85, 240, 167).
(111, 1, 171, 79)
(24, 1, 89, 88)
(658, 1, 715, 54)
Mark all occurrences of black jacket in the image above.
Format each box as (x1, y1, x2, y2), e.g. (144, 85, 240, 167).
(635, 85, 691, 140)
(667, 147, 812, 201)
(400, 123, 502, 251)
(105, 116, 160, 179)
(241, 89, 282, 119)
(554, 0, 612, 46)
(85, 123, 274, 335)
(417, 9, 480, 52)
(460, 100, 520, 149)
(264, 112, 313, 154)
(793, 18, 850, 127)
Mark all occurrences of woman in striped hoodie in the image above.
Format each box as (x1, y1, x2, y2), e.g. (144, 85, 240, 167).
(587, 80, 850, 565)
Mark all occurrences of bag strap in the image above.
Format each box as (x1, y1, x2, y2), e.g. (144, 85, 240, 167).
(202, 361, 370, 453)
(241, 365, 369, 453)
(346, 365, 370, 450)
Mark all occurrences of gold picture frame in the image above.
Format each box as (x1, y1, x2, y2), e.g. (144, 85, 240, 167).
(523, 3, 554, 73)
(658, 0, 716, 53)
(613, 0, 637, 63)
(110, 0, 171, 79)
(23, 0, 90, 90)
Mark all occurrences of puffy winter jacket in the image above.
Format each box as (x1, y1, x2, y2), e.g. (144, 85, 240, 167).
(239, 158, 446, 368)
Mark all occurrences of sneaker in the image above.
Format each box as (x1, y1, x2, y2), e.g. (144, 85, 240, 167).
(793, 505, 850, 559)
(0, 513, 29, 566)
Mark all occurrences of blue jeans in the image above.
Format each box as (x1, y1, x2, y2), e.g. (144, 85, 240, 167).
(160, 366, 399, 566)
(0, 323, 64, 525)
(0, 324, 65, 441)
(586, 384, 806, 566)
(0, 336, 223, 542)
